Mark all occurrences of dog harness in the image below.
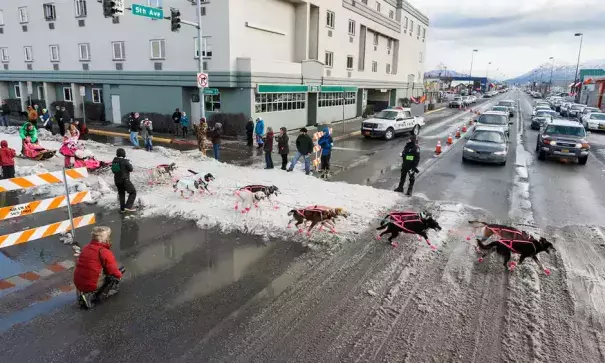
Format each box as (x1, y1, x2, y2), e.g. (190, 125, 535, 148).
(484, 226, 536, 254)
(496, 238, 536, 254)
(386, 211, 422, 234)
(295, 205, 332, 220)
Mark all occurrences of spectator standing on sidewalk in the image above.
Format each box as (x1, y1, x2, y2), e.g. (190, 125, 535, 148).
(263, 127, 274, 169)
(111, 148, 137, 213)
(0, 140, 16, 179)
(180, 112, 190, 138)
(210, 122, 222, 161)
(128, 112, 140, 148)
(276, 127, 289, 170)
(193, 118, 208, 156)
(287, 128, 314, 175)
(53, 106, 65, 136)
(254, 118, 265, 149)
(317, 127, 334, 179)
(40, 109, 51, 133)
(0, 101, 10, 127)
(61, 106, 71, 134)
(140, 117, 153, 152)
(245, 117, 254, 146)
(172, 108, 182, 136)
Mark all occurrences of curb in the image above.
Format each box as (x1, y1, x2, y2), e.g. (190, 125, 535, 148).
(0, 259, 75, 292)
(334, 130, 361, 141)
(424, 106, 446, 115)
(87, 128, 193, 145)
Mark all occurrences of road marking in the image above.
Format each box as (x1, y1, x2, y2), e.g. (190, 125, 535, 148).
(0, 259, 76, 292)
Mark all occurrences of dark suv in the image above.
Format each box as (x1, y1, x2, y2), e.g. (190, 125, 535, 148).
(535, 120, 590, 165)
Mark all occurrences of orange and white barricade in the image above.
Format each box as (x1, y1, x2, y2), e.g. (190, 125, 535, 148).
(311, 128, 333, 171)
(0, 214, 96, 249)
(0, 168, 88, 192)
(0, 191, 91, 220)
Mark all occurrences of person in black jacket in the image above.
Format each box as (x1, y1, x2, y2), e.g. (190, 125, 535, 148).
(394, 135, 420, 195)
(276, 127, 289, 170)
(172, 109, 182, 136)
(128, 113, 140, 148)
(245, 118, 254, 146)
(0, 100, 10, 127)
(287, 128, 314, 175)
(111, 148, 137, 212)
(53, 106, 65, 136)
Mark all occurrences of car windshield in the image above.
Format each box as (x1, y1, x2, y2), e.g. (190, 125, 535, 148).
(492, 107, 508, 112)
(590, 114, 605, 120)
(498, 101, 513, 107)
(374, 110, 399, 120)
(454, 97, 462, 101)
(535, 111, 553, 117)
(544, 125, 586, 137)
(571, 105, 583, 110)
(471, 130, 505, 143)
(478, 114, 507, 125)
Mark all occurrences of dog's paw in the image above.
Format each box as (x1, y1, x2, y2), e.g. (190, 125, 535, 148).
(544, 268, 551, 276)
(430, 245, 437, 251)
(478, 257, 484, 263)
(375, 235, 382, 241)
(466, 236, 471, 241)
(391, 242, 399, 248)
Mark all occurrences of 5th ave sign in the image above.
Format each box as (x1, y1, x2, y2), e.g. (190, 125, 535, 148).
(131, 3, 164, 20)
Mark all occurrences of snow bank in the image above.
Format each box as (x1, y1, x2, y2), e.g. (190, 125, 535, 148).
(0, 129, 403, 248)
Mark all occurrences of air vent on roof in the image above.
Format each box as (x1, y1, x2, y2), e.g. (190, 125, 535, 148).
(328, 30, 332, 37)
(53, 64, 59, 71)
(27, 64, 33, 70)
(374, 46, 377, 51)
(203, 61, 208, 69)
(154, 62, 162, 70)
(82, 63, 89, 71)
(201, 7, 206, 16)
(78, 19, 85, 27)
(115, 63, 123, 70)
(49, 23, 55, 30)
(350, 37, 353, 43)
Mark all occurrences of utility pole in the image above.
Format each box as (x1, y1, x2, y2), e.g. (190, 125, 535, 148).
(195, 0, 206, 122)
(469, 49, 478, 91)
(549, 57, 555, 93)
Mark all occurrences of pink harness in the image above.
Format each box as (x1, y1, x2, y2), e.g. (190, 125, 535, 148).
(486, 226, 536, 254)
(387, 211, 422, 234)
(296, 205, 331, 219)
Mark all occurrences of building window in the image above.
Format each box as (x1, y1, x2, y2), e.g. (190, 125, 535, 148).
(92, 88, 102, 103)
(326, 10, 334, 28)
(205, 94, 221, 112)
(376, 2, 381, 12)
(419, 52, 423, 63)
(18, 7, 28, 23)
(372, 61, 378, 72)
(325, 51, 333, 68)
(0, 10, 4, 25)
(319, 93, 342, 107)
(361, 0, 367, 4)
(74, 0, 87, 17)
(404, 17, 408, 32)
(194, 37, 213, 58)
(78, 43, 90, 61)
(147, 0, 162, 7)
(23, 46, 33, 62)
(37, 85, 44, 99)
(254, 93, 306, 113)
(409, 20, 413, 36)
(112, 41, 125, 60)
(373, 33, 379, 45)
(417, 24, 420, 38)
(387, 39, 392, 50)
(344, 92, 356, 105)
(63, 87, 73, 102)
(14, 85, 21, 99)
(348, 19, 355, 35)
(49, 45, 60, 62)
(43, 4, 57, 21)
(422, 28, 426, 42)
(150, 39, 165, 60)
(346, 55, 354, 70)
(0, 48, 8, 62)
(386, 63, 391, 74)
(389, 10, 394, 19)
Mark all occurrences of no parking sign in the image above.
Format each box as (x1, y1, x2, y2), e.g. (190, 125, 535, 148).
(197, 73, 208, 88)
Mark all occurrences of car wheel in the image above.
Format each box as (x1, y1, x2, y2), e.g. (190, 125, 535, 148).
(538, 149, 546, 161)
(384, 128, 395, 141)
(578, 155, 588, 165)
(363, 135, 371, 139)
(462, 156, 468, 163)
(411, 125, 420, 136)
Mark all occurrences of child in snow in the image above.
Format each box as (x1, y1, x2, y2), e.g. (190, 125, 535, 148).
(59, 136, 78, 168)
(140, 118, 153, 152)
(22, 137, 50, 159)
(180, 112, 190, 138)
(263, 127, 274, 169)
(0, 140, 16, 179)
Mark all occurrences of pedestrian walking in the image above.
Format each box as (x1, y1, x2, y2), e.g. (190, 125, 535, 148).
(111, 148, 137, 213)
(53, 106, 65, 136)
(140, 117, 153, 152)
(172, 108, 182, 136)
(254, 118, 265, 149)
(128, 112, 140, 148)
(193, 118, 208, 156)
(40, 109, 51, 133)
(317, 127, 334, 179)
(0, 100, 10, 127)
(394, 135, 420, 196)
(245, 117, 254, 146)
(210, 122, 222, 161)
(263, 127, 274, 169)
(277, 127, 289, 170)
(180, 112, 190, 138)
(27, 105, 38, 128)
(0, 140, 16, 179)
(61, 106, 71, 134)
(287, 128, 314, 175)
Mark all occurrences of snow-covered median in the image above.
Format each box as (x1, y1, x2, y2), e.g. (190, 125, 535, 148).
(0, 127, 402, 246)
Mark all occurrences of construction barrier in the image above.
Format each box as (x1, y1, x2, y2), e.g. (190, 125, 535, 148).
(0, 167, 95, 249)
(311, 128, 333, 172)
(0, 214, 96, 249)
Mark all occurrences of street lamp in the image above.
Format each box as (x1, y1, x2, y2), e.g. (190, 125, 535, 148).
(469, 49, 478, 90)
(574, 33, 584, 84)
(486, 62, 492, 91)
(549, 57, 555, 92)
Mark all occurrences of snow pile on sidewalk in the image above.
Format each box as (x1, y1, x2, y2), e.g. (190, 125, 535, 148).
(0, 129, 403, 247)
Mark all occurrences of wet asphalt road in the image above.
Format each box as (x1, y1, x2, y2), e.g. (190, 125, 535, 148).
(2, 91, 605, 362)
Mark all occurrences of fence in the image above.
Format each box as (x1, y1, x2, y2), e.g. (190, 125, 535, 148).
(0, 167, 96, 249)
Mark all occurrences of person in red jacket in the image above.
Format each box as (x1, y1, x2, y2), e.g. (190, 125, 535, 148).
(0, 140, 16, 179)
(73, 226, 123, 309)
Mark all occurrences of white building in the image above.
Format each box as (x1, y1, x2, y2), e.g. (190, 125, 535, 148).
(0, 0, 429, 131)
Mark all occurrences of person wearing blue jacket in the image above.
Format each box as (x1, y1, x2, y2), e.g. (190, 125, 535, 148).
(180, 112, 190, 138)
(40, 109, 52, 133)
(254, 118, 265, 149)
(317, 127, 334, 179)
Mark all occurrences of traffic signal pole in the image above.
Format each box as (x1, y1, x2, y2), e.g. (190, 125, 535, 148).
(195, 0, 206, 122)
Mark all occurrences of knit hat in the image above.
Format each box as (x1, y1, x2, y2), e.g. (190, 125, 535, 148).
(300, 127, 308, 133)
(91, 226, 111, 244)
(116, 148, 126, 157)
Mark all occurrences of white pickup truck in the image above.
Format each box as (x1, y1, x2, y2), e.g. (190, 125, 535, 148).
(361, 107, 425, 141)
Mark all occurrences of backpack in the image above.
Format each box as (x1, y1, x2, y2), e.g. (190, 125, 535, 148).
(111, 161, 121, 174)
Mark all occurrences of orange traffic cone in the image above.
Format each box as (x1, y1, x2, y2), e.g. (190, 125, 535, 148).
(435, 141, 442, 155)
(455, 128, 461, 138)
(447, 134, 453, 145)
(462, 124, 467, 132)
(469, 119, 474, 125)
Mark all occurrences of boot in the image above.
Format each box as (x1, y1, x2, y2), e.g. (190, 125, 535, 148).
(406, 186, 413, 196)
(394, 186, 404, 192)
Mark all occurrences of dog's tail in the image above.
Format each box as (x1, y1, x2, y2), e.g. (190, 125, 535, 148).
(468, 220, 488, 228)
(287, 209, 296, 216)
(476, 238, 498, 250)
(188, 169, 198, 175)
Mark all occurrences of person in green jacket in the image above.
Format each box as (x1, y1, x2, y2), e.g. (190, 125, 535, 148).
(20, 122, 38, 143)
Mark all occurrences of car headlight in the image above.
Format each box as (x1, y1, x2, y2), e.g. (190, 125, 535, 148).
(494, 151, 507, 155)
(575, 143, 582, 148)
(463, 147, 475, 153)
(549, 141, 557, 146)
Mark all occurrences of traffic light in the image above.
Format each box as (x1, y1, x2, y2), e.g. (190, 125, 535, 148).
(170, 8, 181, 32)
(102, 0, 118, 18)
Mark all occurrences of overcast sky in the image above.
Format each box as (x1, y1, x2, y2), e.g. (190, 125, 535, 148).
(407, 0, 605, 79)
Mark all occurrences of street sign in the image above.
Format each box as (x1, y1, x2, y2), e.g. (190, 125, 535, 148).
(26, 81, 33, 95)
(197, 73, 208, 88)
(131, 3, 164, 20)
(203, 88, 219, 96)
(308, 85, 320, 93)
(79, 86, 86, 97)
(114, 0, 125, 15)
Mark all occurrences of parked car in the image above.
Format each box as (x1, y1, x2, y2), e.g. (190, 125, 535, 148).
(532, 105, 552, 116)
(560, 102, 573, 117)
(483, 93, 493, 98)
(491, 106, 510, 115)
(450, 97, 464, 108)
(567, 104, 585, 119)
(582, 112, 605, 131)
(474, 111, 512, 137)
(535, 119, 590, 165)
(530, 110, 557, 130)
(579, 107, 600, 120)
(463, 96, 472, 106)
(497, 100, 516, 117)
(470, 95, 477, 103)
(361, 107, 425, 141)
(462, 127, 509, 165)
